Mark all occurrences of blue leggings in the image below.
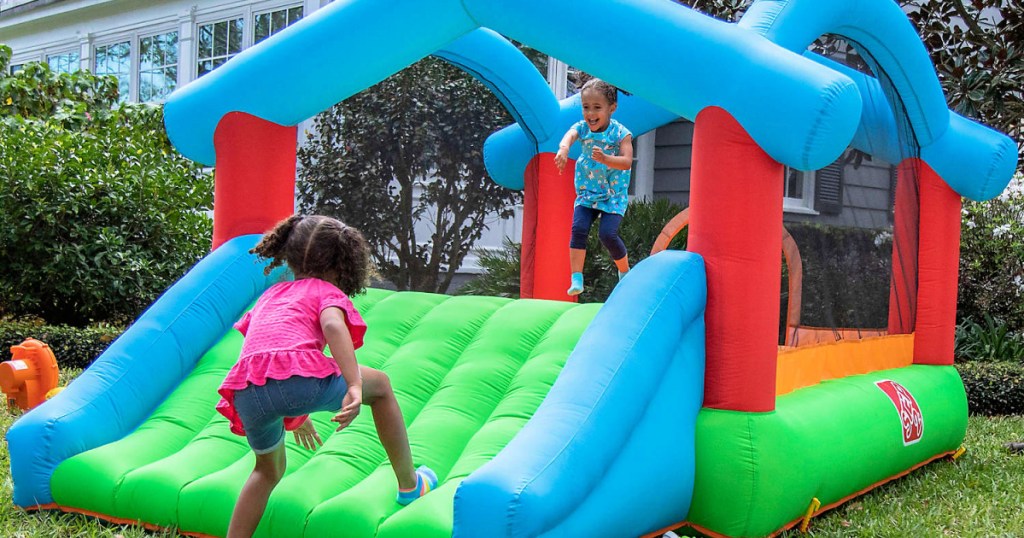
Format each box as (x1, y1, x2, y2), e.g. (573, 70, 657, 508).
(570, 206, 627, 260)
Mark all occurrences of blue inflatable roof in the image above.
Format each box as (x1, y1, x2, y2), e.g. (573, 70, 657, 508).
(163, 0, 1018, 201)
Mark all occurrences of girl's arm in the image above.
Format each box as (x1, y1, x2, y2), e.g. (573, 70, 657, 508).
(554, 128, 579, 173)
(321, 307, 362, 388)
(321, 307, 363, 431)
(593, 134, 633, 170)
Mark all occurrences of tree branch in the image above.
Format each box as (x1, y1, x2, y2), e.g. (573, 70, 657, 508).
(949, 0, 996, 50)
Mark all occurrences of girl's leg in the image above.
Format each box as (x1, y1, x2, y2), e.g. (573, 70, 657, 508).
(569, 248, 587, 274)
(227, 443, 286, 538)
(569, 206, 597, 294)
(360, 366, 417, 489)
(598, 212, 629, 276)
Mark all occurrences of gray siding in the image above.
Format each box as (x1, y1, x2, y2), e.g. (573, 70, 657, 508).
(651, 121, 896, 230)
(786, 154, 895, 230)
(652, 119, 693, 207)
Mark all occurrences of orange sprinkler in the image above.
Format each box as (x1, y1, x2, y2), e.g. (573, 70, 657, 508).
(0, 339, 60, 411)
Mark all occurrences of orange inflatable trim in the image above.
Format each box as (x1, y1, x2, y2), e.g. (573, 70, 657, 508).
(0, 339, 60, 411)
(776, 333, 914, 396)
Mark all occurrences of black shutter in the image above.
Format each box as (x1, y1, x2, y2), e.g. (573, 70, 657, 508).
(814, 157, 844, 215)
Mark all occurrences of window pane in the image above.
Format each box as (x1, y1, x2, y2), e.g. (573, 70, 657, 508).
(139, 36, 154, 72)
(271, 9, 287, 33)
(95, 41, 130, 102)
(786, 168, 804, 199)
(139, 32, 177, 102)
(213, 21, 227, 57)
(198, 60, 213, 77)
(254, 13, 270, 43)
(161, 32, 178, 65)
(230, 18, 243, 53)
(47, 51, 80, 74)
(198, 24, 213, 57)
(198, 17, 242, 77)
(255, 7, 303, 44)
(10, 64, 24, 75)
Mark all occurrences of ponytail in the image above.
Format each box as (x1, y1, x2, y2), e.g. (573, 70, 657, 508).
(251, 215, 304, 275)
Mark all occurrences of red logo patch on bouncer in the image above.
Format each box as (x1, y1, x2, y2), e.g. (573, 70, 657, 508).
(875, 380, 924, 446)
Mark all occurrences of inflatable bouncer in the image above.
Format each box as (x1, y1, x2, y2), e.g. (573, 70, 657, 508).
(7, 0, 1018, 536)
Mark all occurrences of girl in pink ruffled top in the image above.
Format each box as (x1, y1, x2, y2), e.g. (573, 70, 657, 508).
(216, 215, 436, 538)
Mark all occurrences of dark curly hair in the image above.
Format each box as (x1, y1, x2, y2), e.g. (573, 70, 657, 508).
(251, 215, 372, 296)
(581, 78, 620, 105)
(581, 76, 626, 104)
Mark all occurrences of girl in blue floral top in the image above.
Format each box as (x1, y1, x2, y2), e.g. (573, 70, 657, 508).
(554, 78, 634, 296)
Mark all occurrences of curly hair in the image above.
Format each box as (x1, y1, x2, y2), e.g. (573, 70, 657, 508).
(580, 77, 622, 105)
(250, 215, 372, 296)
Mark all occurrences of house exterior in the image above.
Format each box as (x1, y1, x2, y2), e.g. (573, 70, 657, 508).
(652, 117, 897, 230)
(1, 0, 895, 289)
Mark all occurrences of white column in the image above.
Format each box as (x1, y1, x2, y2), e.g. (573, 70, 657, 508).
(634, 131, 656, 201)
(177, 6, 197, 85)
(546, 56, 567, 99)
(78, 33, 92, 72)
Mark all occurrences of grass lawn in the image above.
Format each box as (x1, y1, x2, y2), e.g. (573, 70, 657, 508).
(2, 370, 1023, 537)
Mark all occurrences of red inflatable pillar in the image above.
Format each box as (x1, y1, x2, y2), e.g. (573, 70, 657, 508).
(520, 154, 577, 301)
(688, 107, 783, 413)
(912, 159, 961, 365)
(211, 112, 298, 250)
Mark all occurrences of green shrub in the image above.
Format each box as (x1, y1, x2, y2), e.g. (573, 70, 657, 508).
(1, 44, 119, 126)
(955, 315, 1024, 362)
(457, 238, 521, 298)
(459, 198, 687, 302)
(956, 361, 1024, 416)
(578, 198, 688, 303)
(785, 223, 893, 330)
(959, 174, 1024, 333)
(0, 55, 213, 326)
(0, 318, 124, 370)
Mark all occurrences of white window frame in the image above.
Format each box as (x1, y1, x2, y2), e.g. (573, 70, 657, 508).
(45, 48, 80, 74)
(783, 167, 819, 215)
(91, 25, 180, 104)
(194, 16, 245, 79)
(92, 37, 134, 102)
(10, 39, 80, 73)
(193, 1, 304, 78)
(252, 4, 305, 45)
(137, 28, 181, 103)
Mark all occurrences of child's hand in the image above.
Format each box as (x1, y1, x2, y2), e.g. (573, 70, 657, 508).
(293, 419, 323, 451)
(554, 148, 569, 174)
(332, 385, 363, 432)
(591, 146, 606, 163)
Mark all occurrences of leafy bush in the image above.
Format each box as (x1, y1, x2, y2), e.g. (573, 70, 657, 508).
(0, 318, 123, 369)
(955, 315, 1024, 363)
(578, 198, 688, 303)
(0, 52, 213, 326)
(959, 174, 1024, 333)
(1, 44, 119, 126)
(459, 198, 687, 302)
(957, 361, 1024, 416)
(457, 238, 522, 298)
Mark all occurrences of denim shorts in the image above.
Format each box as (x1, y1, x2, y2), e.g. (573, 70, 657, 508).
(232, 375, 348, 454)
